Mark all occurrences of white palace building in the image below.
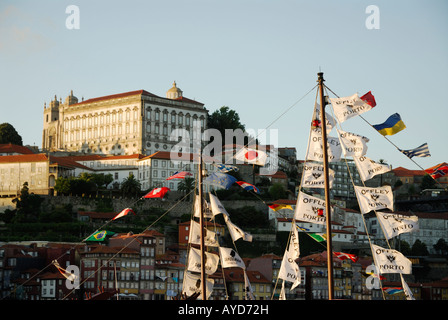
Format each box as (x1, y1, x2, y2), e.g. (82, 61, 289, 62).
(42, 82, 208, 156)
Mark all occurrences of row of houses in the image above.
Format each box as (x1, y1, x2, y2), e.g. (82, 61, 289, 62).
(269, 199, 448, 255)
(2, 231, 448, 301)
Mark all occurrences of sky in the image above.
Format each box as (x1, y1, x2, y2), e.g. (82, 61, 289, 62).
(1, 0, 447, 171)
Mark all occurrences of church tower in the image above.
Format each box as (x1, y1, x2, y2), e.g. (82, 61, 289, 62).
(42, 91, 78, 151)
(166, 81, 183, 99)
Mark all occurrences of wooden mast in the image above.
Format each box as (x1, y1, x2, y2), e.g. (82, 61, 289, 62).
(198, 154, 207, 300)
(317, 72, 334, 300)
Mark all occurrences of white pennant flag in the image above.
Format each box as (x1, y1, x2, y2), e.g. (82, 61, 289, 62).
(224, 215, 253, 242)
(301, 163, 334, 188)
(353, 156, 392, 181)
(278, 250, 301, 290)
(312, 103, 336, 133)
(187, 247, 219, 275)
(371, 244, 412, 274)
(278, 224, 301, 291)
(279, 280, 286, 300)
(219, 247, 246, 269)
(337, 130, 369, 157)
(182, 271, 214, 300)
(188, 220, 219, 247)
(208, 193, 229, 218)
(294, 192, 328, 225)
(243, 271, 255, 300)
(306, 128, 342, 162)
(289, 222, 300, 260)
(400, 274, 415, 300)
(376, 212, 419, 239)
(354, 185, 394, 214)
(193, 196, 213, 219)
(330, 93, 374, 123)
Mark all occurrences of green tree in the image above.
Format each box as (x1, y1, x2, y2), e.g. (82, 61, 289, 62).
(0, 123, 23, 145)
(178, 177, 195, 201)
(411, 239, 429, 256)
(421, 174, 437, 190)
(207, 106, 256, 147)
(269, 183, 287, 200)
(434, 238, 448, 256)
(12, 182, 43, 222)
(121, 174, 141, 197)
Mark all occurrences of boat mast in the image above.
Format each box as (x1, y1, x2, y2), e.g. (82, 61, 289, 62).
(317, 72, 335, 300)
(198, 154, 207, 300)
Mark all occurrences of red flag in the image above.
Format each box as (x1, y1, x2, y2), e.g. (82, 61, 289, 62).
(112, 208, 134, 220)
(334, 251, 358, 263)
(360, 91, 376, 107)
(425, 165, 448, 179)
(143, 187, 170, 199)
(166, 171, 193, 180)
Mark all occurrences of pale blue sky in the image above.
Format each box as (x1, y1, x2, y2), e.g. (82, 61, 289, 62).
(1, 0, 447, 170)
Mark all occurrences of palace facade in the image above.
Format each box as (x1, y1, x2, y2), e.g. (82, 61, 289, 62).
(42, 82, 208, 156)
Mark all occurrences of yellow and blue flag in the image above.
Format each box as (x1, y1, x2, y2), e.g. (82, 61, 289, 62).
(372, 113, 406, 136)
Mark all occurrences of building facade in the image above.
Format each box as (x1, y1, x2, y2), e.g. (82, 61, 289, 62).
(42, 82, 208, 156)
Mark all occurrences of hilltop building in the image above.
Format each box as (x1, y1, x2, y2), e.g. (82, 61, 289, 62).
(42, 82, 207, 156)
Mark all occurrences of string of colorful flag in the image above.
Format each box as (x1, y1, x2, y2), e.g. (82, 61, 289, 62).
(324, 86, 419, 299)
(323, 85, 446, 189)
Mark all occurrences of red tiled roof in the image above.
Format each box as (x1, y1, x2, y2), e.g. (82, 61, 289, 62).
(223, 268, 270, 283)
(0, 143, 35, 155)
(70, 90, 158, 107)
(0, 153, 48, 163)
(139, 151, 215, 163)
(69, 89, 203, 107)
(393, 166, 426, 177)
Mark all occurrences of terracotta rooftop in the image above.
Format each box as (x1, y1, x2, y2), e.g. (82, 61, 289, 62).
(69, 89, 203, 107)
(0, 143, 35, 155)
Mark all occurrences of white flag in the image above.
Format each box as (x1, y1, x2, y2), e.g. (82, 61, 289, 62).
(219, 247, 246, 269)
(306, 128, 342, 162)
(376, 212, 419, 239)
(301, 163, 334, 188)
(278, 224, 301, 291)
(279, 280, 286, 300)
(354, 185, 394, 214)
(193, 196, 213, 219)
(243, 271, 255, 300)
(312, 102, 336, 133)
(224, 215, 253, 242)
(337, 130, 369, 157)
(208, 193, 229, 217)
(371, 244, 412, 274)
(294, 192, 328, 225)
(182, 271, 214, 300)
(353, 156, 392, 181)
(330, 93, 374, 123)
(187, 247, 219, 275)
(400, 274, 415, 300)
(278, 250, 301, 290)
(234, 146, 268, 166)
(289, 222, 300, 260)
(188, 220, 219, 247)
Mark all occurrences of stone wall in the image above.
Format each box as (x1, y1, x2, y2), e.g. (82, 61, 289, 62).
(39, 195, 267, 218)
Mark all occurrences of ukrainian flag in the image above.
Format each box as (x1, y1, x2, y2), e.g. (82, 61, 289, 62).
(373, 113, 406, 136)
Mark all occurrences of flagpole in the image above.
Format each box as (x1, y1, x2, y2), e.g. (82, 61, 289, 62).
(317, 72, 335, 300)
(198, 153, 207, 300)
